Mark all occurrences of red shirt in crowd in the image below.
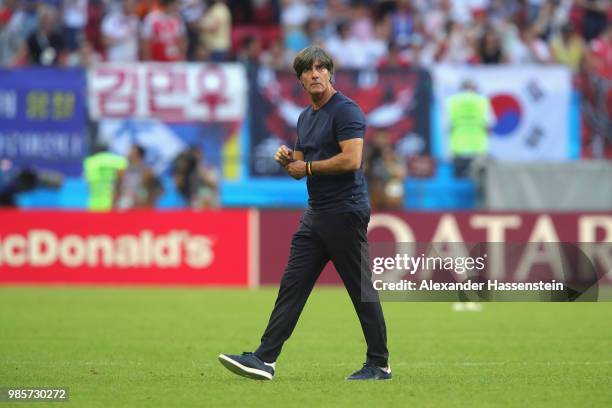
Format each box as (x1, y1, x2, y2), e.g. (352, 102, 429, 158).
(141, 9, 185, 61)
(590, 32, 612, 79)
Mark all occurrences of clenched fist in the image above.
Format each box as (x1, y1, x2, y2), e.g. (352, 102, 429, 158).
(274, 145, 294, 167)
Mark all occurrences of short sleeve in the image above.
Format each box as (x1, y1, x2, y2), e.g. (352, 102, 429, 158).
(334, 102, 366, 141)
(295, 136, 302, 152)
(294, 112, 303, 151)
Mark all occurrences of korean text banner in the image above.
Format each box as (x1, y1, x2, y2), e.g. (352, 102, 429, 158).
(0, 68, 87, 176)
(88, 63, 247, 122)
(434, 65, 572, 161)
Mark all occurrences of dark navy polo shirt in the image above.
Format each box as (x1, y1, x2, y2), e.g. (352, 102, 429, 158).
(295, 91, 370, 214)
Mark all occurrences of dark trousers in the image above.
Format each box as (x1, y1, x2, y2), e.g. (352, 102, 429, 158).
(254, 209, 389, 367)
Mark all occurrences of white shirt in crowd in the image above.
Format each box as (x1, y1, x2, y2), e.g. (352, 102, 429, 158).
(325, 35, 363, 68)
(101, 10, 140, 62)
(325, 35, 387, 69)
(281, 0, 310, 28)
(63, 0, 89, 29)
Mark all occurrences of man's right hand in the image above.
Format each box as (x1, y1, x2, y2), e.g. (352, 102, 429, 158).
(274, 145, 294, 167)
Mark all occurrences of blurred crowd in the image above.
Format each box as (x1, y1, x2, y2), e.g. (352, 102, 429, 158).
(0, 0, 609, 77)
(81, 142, 218, 211)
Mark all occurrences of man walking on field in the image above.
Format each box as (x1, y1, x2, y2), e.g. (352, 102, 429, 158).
(219, 46, 391, 381)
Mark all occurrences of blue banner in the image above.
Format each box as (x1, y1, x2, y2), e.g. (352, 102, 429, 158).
(0, 68, 87, 176)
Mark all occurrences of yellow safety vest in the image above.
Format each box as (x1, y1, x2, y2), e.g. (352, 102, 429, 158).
(83, 152, 128, 211)
(447, 92, 490, 156)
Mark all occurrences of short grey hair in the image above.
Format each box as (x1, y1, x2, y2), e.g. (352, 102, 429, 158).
(293, 46, 334, 79)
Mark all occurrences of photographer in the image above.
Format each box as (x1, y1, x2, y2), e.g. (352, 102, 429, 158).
(0, 165, 63, 207)
(364, 129, 406, 210)
(172, 146, 219, 209)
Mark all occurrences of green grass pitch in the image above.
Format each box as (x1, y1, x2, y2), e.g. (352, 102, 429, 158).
(1, 286, 611, 407)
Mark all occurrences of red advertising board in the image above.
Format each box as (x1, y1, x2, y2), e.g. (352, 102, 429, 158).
(2, 210, 610, 286)
(0, 210, 249, 286)
(259, 211, 612, 285)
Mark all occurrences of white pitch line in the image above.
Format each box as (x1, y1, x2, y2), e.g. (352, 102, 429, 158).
(3, 360, 612, 368)
(328, 361, 612, 368)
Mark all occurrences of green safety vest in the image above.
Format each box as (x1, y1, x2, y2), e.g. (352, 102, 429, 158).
(83, 152, 128, 211)
(447, 92, 490, 156)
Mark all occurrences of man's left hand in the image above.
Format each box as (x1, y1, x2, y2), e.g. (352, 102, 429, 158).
(286, 160, 307, 180)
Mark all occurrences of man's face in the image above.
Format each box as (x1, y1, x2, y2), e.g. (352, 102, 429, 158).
(300, 60, 333, 96)
(128, 147, 142, 163)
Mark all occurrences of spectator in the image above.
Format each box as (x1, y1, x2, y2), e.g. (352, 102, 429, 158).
(280, 0, 310, 29)
(407, 33, 436, 67)
(526, 0, 546, 22)
(0, 3, 22, 66)
(260, 37, 291, 69)
(284, 20, 309, 57)
(135, 0, 158, 20)
(236, 34, 261, 67)
(84, 0, 106, 54)
(324, 20, 363, 68)
(101, 0, 139, 62)
(180, 0, 204, 60)
(83, 143, 128, 211)
(577, 0, 609, 42)
(199, 0, 230, 61)
(550, 22, 585, 72)
(141, 0, 186, 61)
(378, 39, 411, 68)
(0, 166, 62, 207)
(304, 16, 326, 46)
(62, 0, 88, 51)
(7, 0, 41, 43)
(448, 0, 477, 24)
(66, 38, 102, 66)
(251, 0, 280, 26)
(0, 0, 16, 25)
(446, 79, 491, 178)
(282, 0, 319, 58)
(583, 23, 612, 158)
(436, 20, 474, 64)
(587, 22, 612, 79)
(389, 0, 415, 47)
(506, 22, 551, 64)
(466, 7, 489, 48)
(192, 37, 209, 60)
(531, 0, 566, 41)
(365, 129, 406, 210)
(368, 17, 391, 65)
(172, 146, 219, 209)
(21, 4, 65, 66)
(421, 0, 451, 43)
(350, 1, 375, 42)
(477, 26, 506, 64)
(320, 0, 348, 38)
(488, 0, 521, 24)
(114, 144, 163, 209)
(227, 0, 252, 24)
